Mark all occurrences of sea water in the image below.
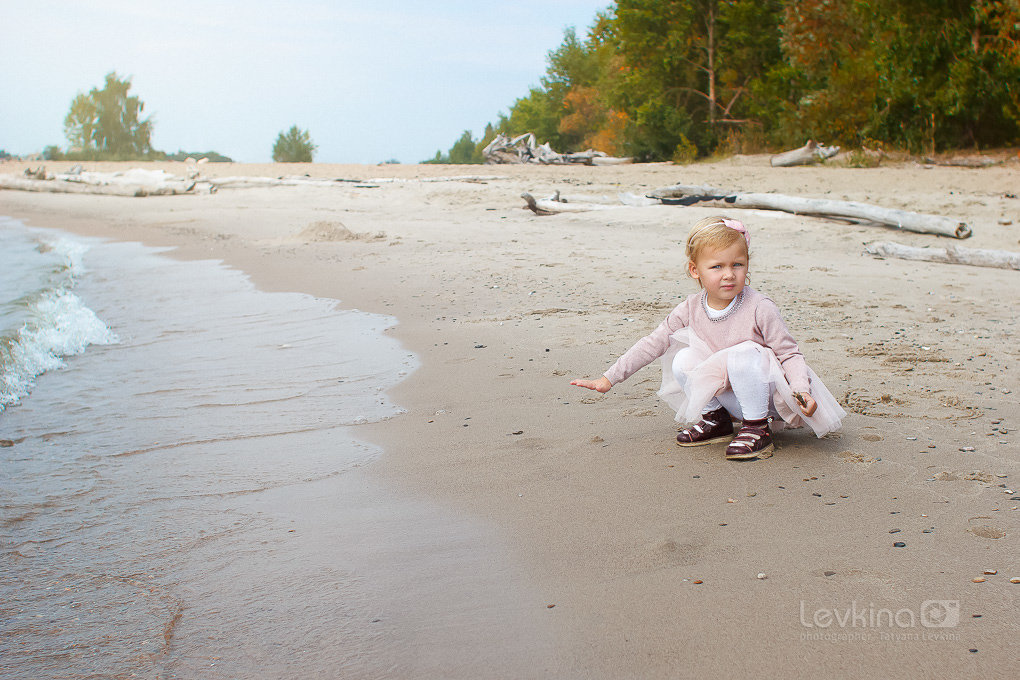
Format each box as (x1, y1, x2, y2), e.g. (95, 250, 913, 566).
(0, 217, 431, 677)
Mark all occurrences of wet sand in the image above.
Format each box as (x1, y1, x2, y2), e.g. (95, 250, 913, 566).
(2, 157, 1018, 678)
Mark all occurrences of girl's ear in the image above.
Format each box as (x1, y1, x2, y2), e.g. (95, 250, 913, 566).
(687, 260, 700, 280)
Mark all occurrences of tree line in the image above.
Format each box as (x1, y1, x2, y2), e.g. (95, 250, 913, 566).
(46, 72, 316, 163)
(429, 0, 1020, 163)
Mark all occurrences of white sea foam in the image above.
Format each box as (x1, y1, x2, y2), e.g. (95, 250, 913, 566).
(0, 232, 118, 412)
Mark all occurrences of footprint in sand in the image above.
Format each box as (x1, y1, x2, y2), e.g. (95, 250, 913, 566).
(839, 451, 877, 464)
(967, 517, 1006, 539)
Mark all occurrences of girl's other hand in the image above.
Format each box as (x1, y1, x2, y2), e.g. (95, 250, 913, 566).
(796, 392, 817, 417)
(571, 376, 612, 393)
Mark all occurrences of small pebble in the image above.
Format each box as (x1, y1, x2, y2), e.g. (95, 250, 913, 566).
(1010, 577, 1020, 584)
(894, 542, 906, 547)
(693, 580, 703, 584)
(972, 577, 986, 583)
(960, 446, 975, 452)
(812, 492, 822, 497)
(547, 604, 555, 608)
(727, 498, 736, 503)
(983, 569, 997, 575)
(823, 571, 836, 577)
(757, 573, 766, 579)
(969, 649, 978, 653)
(889, 529, 901, 534)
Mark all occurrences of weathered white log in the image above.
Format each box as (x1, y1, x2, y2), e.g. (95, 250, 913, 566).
(367, 175, 508, 183)
(865, 241, 1019, 270)
(923, 156, 1003, 168)
(647, 183, 971, 238)
(771, 140, 840, 167)
(0, 174, 198, 196)
(521, 192, 629, 215)
(484, 131, 631, 165)
(591, 156, 633, 166)
(206, 176, 352, 188)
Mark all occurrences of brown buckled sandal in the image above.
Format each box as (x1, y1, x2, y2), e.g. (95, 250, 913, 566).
(676, 407, 734, 447)
(725, 417, 774, 460)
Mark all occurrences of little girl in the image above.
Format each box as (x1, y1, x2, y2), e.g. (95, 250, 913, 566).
(571, 216, 845, 459)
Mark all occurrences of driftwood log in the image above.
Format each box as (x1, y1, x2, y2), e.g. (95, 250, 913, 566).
(647, 183, 971, 239)
(865, 241, 1019, 270)
(484, 132, 631, 166)
(923, 156, 1003, 168)
(521, 192, 627, 215)
(0, 174, 198, 196)
(771, 140, 840, 167)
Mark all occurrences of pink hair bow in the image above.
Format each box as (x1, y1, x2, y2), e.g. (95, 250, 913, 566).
(722, 218, 750, 246)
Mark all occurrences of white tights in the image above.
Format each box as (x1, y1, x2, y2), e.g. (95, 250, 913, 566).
(672, 343, 773, 421)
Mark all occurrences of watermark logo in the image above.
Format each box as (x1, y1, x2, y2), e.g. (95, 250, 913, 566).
(800, 600, 959, 630)
(919, 600, 960, 628)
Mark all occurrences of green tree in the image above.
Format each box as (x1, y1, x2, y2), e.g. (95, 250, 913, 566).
(272, 125, 316, 162)
(447, 130, 479, 164)
(776, 0, 1020, 151)
(63, 72, 153, 158)
(612, 0, 784, 157)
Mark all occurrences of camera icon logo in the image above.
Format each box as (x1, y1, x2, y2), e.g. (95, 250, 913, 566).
(921, 600, 960, 628)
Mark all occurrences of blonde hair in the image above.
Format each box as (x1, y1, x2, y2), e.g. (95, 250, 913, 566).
(685, 216, 751, 286)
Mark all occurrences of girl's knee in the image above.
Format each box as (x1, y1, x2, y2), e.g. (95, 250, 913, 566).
(726, 343, 766, 371)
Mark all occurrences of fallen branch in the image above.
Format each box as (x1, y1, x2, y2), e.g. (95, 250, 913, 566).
(771, 140, 840, 167)
(865, 241, 1019, 270)
(647, 183, 971, 239)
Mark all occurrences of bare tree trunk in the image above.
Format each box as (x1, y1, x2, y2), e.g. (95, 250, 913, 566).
(706, 1, 717, 126)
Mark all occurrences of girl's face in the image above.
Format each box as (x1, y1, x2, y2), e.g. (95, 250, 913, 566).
(688, 240, 748, 310)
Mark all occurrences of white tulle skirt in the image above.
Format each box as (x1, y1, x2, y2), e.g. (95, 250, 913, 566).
(657, 328, 846, 437)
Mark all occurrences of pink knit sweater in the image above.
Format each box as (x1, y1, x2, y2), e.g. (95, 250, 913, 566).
(603, 287, 811, 392)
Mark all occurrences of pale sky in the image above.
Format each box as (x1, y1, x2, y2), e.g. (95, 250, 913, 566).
(0, 0, 609, 164)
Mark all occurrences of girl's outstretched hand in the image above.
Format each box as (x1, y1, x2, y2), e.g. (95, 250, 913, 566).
(795, 392, 817, 417)
(571, 376, 612, 393)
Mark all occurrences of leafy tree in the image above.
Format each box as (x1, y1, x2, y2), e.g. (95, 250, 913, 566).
(435, 0, 1020, 161)
(612, 0, 784, 156)
(448, 130, 480, 163)
(63, 72, 153, 158)
(777, 0, 1020, 151)
(272, 126, 316, 162)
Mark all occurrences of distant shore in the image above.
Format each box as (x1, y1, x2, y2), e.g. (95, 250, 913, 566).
(2, 159, 1017, 678)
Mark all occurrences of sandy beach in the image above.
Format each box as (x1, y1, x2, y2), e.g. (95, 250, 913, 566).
(2, 157, 1018, 678)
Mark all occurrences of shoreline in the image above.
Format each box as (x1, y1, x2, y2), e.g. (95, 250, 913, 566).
(2, 160, 1018, 677)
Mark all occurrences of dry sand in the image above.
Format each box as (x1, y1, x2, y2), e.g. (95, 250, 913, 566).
(2, 157, 1018, 678)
